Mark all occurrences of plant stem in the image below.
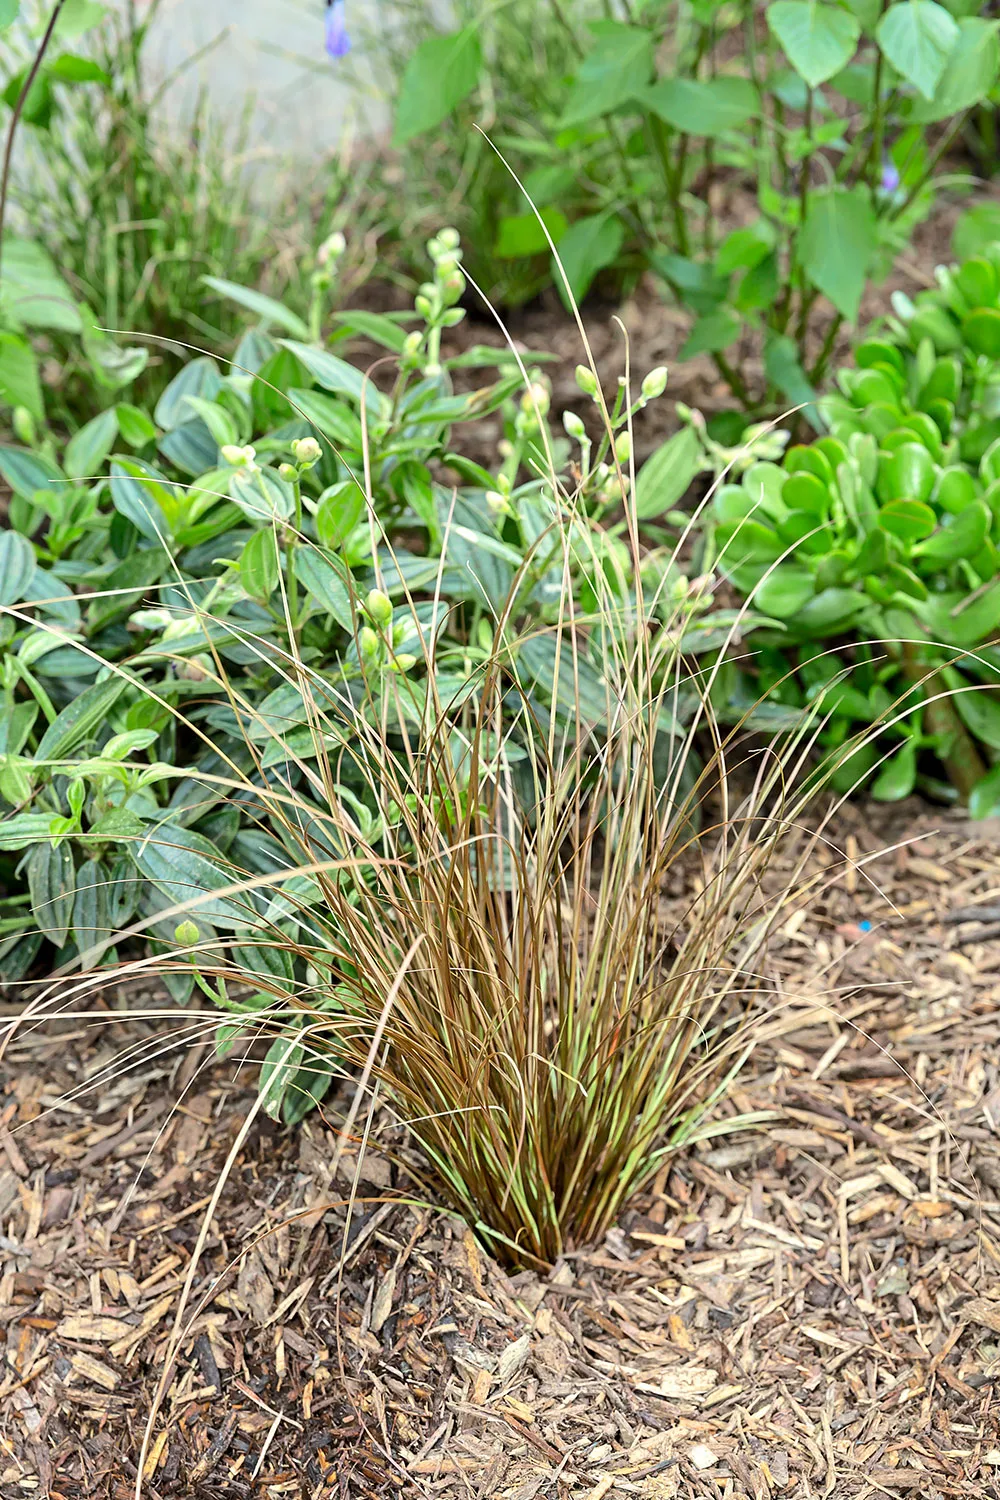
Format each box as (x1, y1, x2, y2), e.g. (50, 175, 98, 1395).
(792, 89, 814, 368)
(287, 475, 304, 642)
(891, 114, 967, 224)
(0, 0, 68, 272)
(809, 312, 843, 385)
(713, 349, 752, 408)
(648, 118, 690, 255)
(865, 0, 889, 206)
(902, 641, 986, 801)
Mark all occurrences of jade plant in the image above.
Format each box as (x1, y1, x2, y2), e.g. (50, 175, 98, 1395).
(705, 239, 1000, 814)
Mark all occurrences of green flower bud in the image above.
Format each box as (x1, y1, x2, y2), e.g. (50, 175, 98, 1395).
(366, 589, 393, 629)
(438, 227, 461, 251)
(12, 406, 36, 447)
(221, 443, 256, 468)
(390, 652, 417, 673)
(575, 365, 599, 398)
(175, 920, 200, 947)
(521, 382, 550, 418)
(292, 437, 322, 466)
(563, 410, 586, 442)
(359, 625, 380, 660)
(278, 463, 297, 482)
(414, 294, 433, 320)
(441, 270, 465, 305)
(317, 230, 346, 266)
(641, 366, 669, 401)
(402, 330, 423, 358)
(614, 431, 632, 464)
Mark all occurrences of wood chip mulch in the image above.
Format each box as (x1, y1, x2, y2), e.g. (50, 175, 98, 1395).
(3, 800, 1000, 1499)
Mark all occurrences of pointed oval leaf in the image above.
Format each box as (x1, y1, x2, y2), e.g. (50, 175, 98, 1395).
(64, 407, 119, 480)
(767, 1, 861, 85)
(0, 529, 36, 606)
(202, 276, 310, 339)
(877, 0, 959, 99)
(642, 76, 760, 135)
(392, 26, 483, 144)
(801, 187, 876, 323)
(135, 825, 257, 932)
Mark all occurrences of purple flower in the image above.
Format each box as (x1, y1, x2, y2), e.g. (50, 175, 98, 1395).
(880, 160, 901, 194)
(325, 0, 350, 58)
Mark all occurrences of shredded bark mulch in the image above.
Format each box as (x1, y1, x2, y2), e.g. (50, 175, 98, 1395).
(3, 800, 1000, 1498)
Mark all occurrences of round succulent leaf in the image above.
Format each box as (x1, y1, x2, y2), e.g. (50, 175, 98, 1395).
(782, 470, 830, 515)
(871, 740, 918, 802)
(914, 500, 991, 564)
(955, 256, 999, 310)
(878, 498, 937, 542)
(753, 565, 816, 618)
(935, 466, 978, 514)
(876, 443, 937, 504)
(795, 586, 865, 631)
(886, 561, 929, 600)
(784, 443, 834, 482)
(963, 306, 1000, 358)
(855, 339, 906, 374)
(716, 517, 784, 566)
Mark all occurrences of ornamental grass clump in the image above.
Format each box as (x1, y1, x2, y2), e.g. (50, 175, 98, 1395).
(81, 432, 840, 1271)
(0, 222, 848, 1268)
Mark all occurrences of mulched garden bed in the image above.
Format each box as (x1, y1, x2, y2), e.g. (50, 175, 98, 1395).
(3, 799, 1000, 1498)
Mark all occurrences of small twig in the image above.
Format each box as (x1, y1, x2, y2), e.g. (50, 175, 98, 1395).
(0, 0, 69, 273)
(953, 922, 1000, 945)
(944, 903, 1000, 925)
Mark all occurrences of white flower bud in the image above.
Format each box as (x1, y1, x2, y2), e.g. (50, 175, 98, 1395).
(563, 410, 586, 441)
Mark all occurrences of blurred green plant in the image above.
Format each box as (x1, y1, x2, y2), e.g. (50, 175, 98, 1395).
(701, 236, 1000, 814)
(0, 0, 379, 422)
(0, 231, 727, 986)
(376, 0, 1000, 418)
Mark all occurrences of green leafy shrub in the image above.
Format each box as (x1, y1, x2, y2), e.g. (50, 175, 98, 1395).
(378, 0, 999, 413)
(705, 237, 1000, 814)
(0, 233, 723, 983)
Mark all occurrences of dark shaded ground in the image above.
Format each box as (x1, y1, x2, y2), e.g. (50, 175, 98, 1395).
(3, 800, 1000, 1498)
